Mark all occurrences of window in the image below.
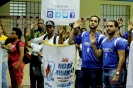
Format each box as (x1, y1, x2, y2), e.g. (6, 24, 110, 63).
(10, 1, 41, 35)
(100, 4, 130, 34)
(10, 1, 26, 16)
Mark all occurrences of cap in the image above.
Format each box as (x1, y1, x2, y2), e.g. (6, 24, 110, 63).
(46, 20, 55, 26)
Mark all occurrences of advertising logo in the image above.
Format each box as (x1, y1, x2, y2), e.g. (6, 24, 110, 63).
(62, 12, 68, 18)
(55, 11, 61, 18)
(47, 11, 53, 18)
(45, 61, 55, 81)
(70, 12, 75, 18)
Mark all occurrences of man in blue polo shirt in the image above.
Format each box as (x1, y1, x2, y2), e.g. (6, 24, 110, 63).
(69, 15, 105, 88)
(91, 20, 125, 87)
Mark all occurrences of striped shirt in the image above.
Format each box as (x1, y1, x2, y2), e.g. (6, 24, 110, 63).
(0, 35, 8, 62)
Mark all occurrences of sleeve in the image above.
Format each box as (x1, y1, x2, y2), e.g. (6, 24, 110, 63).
(31, 34, 46, 44)
(99, 36, 106, 45)
(116, 39, 126, 50)
(123, 32, 128, 40)
(99, 43, 103, 49)
(74, 33, 82, 45)
(30, 43, 34, 48)
(18, 42, 24, 47)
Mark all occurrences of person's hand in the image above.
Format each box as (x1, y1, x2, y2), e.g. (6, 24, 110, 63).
(58, 25, 65, 36)
(30, 19, 35, 30)
(111, 74, 119, 84)
(23, 20, 28, 29)
(75, 44, 80, 50)
(128, 20, 133, 33)
(118, 16, 124, 27)
(38, 52, 42, 56)
(14, 63, 20, 70)
(1, 45, 7, 49)
(73, 18, 81, 28)
(90, 33, 96, 44)
(26, 30, 30, 37)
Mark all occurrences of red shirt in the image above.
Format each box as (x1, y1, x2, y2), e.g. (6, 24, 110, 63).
(8, 40, 24, 62)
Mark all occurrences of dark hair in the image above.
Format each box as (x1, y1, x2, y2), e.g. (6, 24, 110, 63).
(38, 19, 44, 23)
(12, 27, 22, 39)
(108, 20, 118, 27)
(5, 37, 13, 45)
(89, 15, 101, 23)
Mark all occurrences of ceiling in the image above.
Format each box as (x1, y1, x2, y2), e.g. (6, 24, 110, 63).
(0, 0, 11, 7)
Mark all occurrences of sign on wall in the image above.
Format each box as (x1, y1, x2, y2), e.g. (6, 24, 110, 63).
(41, 0, 80, 25)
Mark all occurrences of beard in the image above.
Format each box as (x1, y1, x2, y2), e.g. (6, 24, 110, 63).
(107, 30, 116, 35)
(89, 25, 98, 30)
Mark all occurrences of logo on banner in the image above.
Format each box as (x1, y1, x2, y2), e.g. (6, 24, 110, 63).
(45, 61, 55, 81)
(47, 11, 53, 18)
(70, 12, 75, 18)
(62, 12, 68, 18)
(55, 11, 61, 18)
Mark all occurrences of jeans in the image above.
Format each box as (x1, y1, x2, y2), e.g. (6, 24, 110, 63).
(2, 62, 8, 88)
(75, 70, 81, 88)
(80, 68, 103, 88)
(103, 68, 124, 88)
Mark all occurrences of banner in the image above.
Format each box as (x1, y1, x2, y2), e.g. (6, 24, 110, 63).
(0, 48, 2, 88)
(41, 0, 80, 25)
(126, 41, 133, 88)
(42, 41, 76, 88)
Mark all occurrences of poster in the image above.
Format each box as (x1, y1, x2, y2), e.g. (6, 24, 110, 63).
(42, 41, 76, 88)
(41, 0, 80, 25)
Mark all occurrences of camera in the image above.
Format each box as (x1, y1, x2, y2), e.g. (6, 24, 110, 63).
(69, 22, 74, 28)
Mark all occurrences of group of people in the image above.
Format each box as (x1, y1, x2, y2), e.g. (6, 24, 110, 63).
(0, 15, 133, 88)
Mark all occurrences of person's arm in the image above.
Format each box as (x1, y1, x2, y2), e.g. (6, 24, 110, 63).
(90, 34, 103, 59)
(127, 20, 133, 46)
(3, 29, 10, 38)
(69, 18, 81, 45)
(14, 46, 24, 70)
(25, 35, 31, 48)
(112, 40, 125, 82)
(24, 20, 28, 39)
(58, 25, 65, 44)
(1, 44, 13, 52)
(117, 50, 125, 71)
(31, 34, 45, 44)
(91, 43, 103, 59)
(68, 29, 76, 45)
(128, 32, 132, 46)
(31, 20, 35, 39)
(18, 46, 24, 64)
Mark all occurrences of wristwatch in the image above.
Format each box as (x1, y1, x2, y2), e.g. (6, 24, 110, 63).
(116, 71, 120, 76)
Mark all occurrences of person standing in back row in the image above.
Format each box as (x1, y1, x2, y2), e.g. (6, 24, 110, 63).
(69, 15, 105, 88)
